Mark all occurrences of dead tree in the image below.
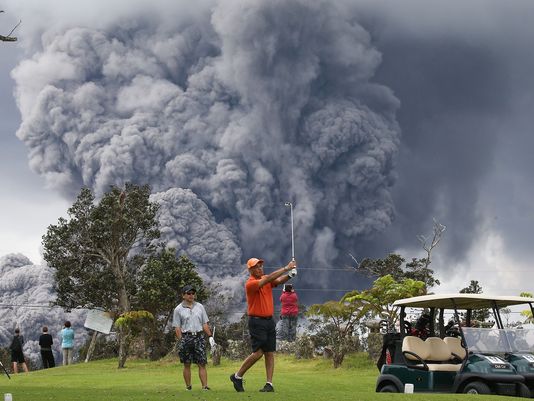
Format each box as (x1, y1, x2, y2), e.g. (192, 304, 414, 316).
(1, 11, 20, 42)
(417, 218, 446, 269)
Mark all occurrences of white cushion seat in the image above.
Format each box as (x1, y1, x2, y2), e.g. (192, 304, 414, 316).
(444, 336, 467, 361)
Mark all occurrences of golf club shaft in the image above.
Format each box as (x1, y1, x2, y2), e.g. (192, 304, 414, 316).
(290, 203, 295, 260)
(0, 360, 10, 379)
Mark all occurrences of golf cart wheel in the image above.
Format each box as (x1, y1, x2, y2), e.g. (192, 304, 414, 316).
(517, 383, 531, 398)
(463, 381, 491, 395)
(379, 384, 399, 393)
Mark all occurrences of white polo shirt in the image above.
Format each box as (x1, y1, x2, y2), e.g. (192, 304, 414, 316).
(172, 301, 209, 333)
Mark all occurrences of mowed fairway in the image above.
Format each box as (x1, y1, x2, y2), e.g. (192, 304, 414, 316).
(0, 354, 524, 401)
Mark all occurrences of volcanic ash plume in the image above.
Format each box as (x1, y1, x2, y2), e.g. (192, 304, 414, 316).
(0, 254, 86, 365)
(12, 0, 400, 287)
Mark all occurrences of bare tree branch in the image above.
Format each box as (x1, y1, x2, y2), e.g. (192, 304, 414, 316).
(1, 11, 20, 42)
(417, 218, 446, 268)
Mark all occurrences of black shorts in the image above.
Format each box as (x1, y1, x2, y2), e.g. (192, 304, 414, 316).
(11, 350, 25, 363)
(178, 333, 207, 365)
(249, 316, 276, 353)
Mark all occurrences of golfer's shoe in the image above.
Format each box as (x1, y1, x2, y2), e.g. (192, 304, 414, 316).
(186, 385, 192, 391)
(259, 383, 274, 392)
(202, 386, 211, 390)
(230, 373, 245, 392)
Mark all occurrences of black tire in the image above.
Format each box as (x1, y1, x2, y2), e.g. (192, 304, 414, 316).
(517, 383, 531, 398)
(463, 381, 491, 395)
(379, 384, 399, 393)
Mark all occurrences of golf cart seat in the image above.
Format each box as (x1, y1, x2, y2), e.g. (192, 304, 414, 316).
(425, 337, 463, 371)
(402, 336, 462, 372)
(402, 336, 429, 369)
(443, 336, 467, 361)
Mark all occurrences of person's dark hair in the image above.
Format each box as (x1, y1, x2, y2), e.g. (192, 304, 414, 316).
(14, 328, 20, 334)
(284, 284, 293, 292)
(42, 326, 48, 332)
(64, 321, 71, 328)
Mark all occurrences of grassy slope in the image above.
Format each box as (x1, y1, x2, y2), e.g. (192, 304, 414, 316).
(0, 354, 523, 401)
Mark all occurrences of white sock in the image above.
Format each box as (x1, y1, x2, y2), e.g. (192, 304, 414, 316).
(235, 373, 242, 379)
(266, 382, 273, 386)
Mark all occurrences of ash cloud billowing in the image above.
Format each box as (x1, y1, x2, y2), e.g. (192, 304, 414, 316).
(0, 254, 86, 366)
(352, 1, 534, 266)
(11, 0, 400, 299)
(4, 0, 534, 304)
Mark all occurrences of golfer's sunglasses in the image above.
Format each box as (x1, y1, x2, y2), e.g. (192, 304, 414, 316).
(185, 291, 196, 295)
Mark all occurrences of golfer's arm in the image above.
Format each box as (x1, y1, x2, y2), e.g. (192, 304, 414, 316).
(175, 327, 182, 340)
(273, 274, 291, 287)
(259, 264, 292, 287)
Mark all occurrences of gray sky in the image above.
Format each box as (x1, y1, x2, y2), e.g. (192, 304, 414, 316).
(2, 0, 534, 302)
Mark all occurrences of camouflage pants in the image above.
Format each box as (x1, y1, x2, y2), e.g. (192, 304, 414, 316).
(178, 333, 207, 365)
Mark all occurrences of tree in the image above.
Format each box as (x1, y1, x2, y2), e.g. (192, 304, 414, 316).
(358, 254, 405, 280)
(357, 254, 439, 289)
(137, 250, 206, 321)
(460, 280, 483, 295)
(356, 220, 444, 289)
(459, 280, 490, 323)
(0, 11, 20, 42)
(135, 250, 205, 359)
(404, 258, 441, 288)
(416, 218, 446, 274)
(501, 307, 513, 328)
(343, 275, 426, 329)
(307, 300, 365, 368)
(520, 292, 534, 324)
(42, 184, 160, 368)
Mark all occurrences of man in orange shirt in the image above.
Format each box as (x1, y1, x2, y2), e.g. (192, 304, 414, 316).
(230, 257, 297, 392)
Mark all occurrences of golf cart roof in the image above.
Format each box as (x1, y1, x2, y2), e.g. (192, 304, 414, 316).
(393, 293, 534, 309)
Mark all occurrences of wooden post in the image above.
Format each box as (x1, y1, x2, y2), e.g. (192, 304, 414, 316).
(85, 331, 99, 363)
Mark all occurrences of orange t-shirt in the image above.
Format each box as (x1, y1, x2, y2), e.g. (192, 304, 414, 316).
(246, 275, 274, 317)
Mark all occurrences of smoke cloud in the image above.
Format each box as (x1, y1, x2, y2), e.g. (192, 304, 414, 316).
(0, 254, 86, 366)
(11, 0, 400, 300)
(12, 0, 534, 300)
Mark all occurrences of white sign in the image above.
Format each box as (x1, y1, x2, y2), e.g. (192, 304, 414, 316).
(84, 310, 114, 334)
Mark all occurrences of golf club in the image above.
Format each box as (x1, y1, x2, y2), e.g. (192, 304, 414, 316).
(284, 201, 295, 261)
(0, 360, 11, 379)
(284, 202, 298, 278)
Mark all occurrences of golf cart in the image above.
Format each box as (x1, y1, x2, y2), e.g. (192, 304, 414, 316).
(375, 294, 534, 397)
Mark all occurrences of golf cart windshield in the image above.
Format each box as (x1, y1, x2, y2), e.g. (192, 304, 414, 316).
(505, 328, 534, 353)
(463, 327, 534, 354)
(463, 328, 512, 353)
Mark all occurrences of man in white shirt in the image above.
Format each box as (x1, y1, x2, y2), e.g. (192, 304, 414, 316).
(173, 284, 216, 391)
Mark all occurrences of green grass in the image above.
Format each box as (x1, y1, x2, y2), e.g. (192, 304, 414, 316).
(0, 354, 524, 400)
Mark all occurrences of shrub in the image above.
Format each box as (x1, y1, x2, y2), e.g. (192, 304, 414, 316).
(224, 340, 250, 360)
(294, 335, 314, 359)
(366, 333, 383, 362)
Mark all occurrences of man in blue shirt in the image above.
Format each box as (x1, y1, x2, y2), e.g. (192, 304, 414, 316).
(173, 284, 216, 391)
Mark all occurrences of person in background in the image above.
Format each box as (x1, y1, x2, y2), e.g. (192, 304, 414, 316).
(230, 257, 296, 393)
(173, 284, 216, 391)
(279, 283, 299, 342)
(10, 328, 29, 373)
(60, 321, 75, 365)
(39, 326, 55, 368)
